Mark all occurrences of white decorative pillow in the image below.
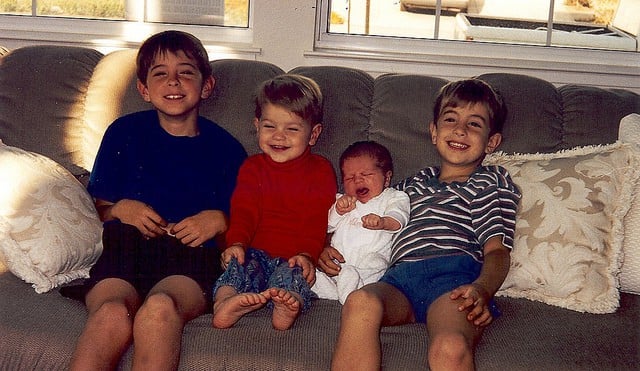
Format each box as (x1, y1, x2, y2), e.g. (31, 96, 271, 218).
(0, 143, 103, 293)
(484, 142, 640, 313)
(618, 113, 640, 294)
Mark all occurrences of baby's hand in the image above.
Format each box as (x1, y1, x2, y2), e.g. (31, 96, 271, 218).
(361, 213, 384, 230)
(361, 214, 401, 231)
(335, 195, 357, 215)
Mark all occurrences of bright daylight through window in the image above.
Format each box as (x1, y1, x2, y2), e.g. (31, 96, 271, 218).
(0, 0, 249, 27)
(327, 0, 638, 52)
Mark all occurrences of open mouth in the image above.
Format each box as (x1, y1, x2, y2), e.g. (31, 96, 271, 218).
(165, 94, 185, 100)
(356, 187, 369, 197)
(448, 141, 469, 150)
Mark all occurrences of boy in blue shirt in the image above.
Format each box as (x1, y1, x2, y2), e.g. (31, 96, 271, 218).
(62, 30, 246, 370)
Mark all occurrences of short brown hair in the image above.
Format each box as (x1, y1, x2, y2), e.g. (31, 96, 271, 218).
(136, 30, 212, 85)
(254, 74, 323, 126)
(433, 79, 506, 135)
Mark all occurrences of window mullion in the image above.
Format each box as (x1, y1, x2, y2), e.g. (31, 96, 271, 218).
(546, 0, 555, 46)
(31, 0, 36, 16)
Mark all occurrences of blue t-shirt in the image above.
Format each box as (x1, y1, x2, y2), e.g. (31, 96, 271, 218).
(88, 110, 247, 224)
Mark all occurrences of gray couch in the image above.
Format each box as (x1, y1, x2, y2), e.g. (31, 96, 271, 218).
(0, 45, 639, 370)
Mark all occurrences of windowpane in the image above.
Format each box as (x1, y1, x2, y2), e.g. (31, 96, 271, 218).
(328, 0, 634, 51)
(0, 0, 250, 27)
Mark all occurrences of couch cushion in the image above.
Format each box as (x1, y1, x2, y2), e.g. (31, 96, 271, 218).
(206, 59, 285, 156)
(0, 46, 103, 176)
(0, 144, 103, 293)
(289, 66, 374, 178)
(485, 142, 640, 313)
(560, 84, 640, 149)
(369, 73, 448, 182)
(477, 73, 564, 155)
(83, 49, 142, 172)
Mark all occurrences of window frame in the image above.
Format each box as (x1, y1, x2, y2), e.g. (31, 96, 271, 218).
(0, 2, 255, 54)
(314, 0, 639, 78)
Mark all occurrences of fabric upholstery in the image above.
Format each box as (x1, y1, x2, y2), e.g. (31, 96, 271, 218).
(0, 45, 639, 370)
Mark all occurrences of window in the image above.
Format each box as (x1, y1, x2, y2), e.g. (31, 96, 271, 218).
(0, 0, 252, 54)
(324, 0, 637, 52)
(314, 0, 637, 90)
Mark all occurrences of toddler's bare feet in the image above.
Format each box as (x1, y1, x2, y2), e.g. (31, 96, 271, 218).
(212, 292, 269, 329)
(268, 288, 301, 331)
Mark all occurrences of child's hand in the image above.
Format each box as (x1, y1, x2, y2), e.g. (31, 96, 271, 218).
(449, 283, 493, 327)
(361, 214, 401, 231)
(172, 210, 228, 247)
(317, 246, 344, 276)
(361, 213, 384, 229)
(221, 244, 245, 269)
(335, 195, 357, 215)
(289, 254, 316, 286)
(111, 199, 167, 238)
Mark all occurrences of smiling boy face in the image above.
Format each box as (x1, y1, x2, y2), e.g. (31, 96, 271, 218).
(254, 102, 322, 163)
(341, 155, 391, 204)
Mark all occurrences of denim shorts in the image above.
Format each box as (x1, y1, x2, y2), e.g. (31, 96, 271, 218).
(213, 248, 314, 312)
(379, 254, 500, 323)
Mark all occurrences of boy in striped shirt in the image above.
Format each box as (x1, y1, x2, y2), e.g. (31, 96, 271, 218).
(327, 79, 521, 371)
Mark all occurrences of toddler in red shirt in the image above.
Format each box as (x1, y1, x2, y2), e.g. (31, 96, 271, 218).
(212, 74, 337, 330)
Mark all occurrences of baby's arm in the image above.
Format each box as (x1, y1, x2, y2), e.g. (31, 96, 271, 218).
(449, 236, 510, 327)
(361, 214, 401, 231)
(334, 195, 357, 215)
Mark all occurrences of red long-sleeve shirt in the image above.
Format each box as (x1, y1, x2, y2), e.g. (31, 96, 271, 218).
(225, 149, 337, 261)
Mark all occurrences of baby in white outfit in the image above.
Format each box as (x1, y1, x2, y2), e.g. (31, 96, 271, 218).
(313, 141, 410, 304)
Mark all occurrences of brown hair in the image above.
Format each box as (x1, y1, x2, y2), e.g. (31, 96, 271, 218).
(432, 79, 506, 135)
(254, 74, 323, 126)
(339, 141, 393, 179)
(136, 30, 212, 85)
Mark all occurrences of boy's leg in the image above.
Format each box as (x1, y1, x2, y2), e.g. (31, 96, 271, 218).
(267, 261, 313, 330)
(212, 250, 271, 328)
(212, 285, 270, 328)
(131, 275, 207, 371)
(69, 278, 141, 371)
(426, 292, 483, 371)
(331, 282, 414, 371)
(267, 287, 301, 331)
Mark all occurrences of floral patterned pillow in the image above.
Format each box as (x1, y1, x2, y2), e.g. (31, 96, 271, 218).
(0, 143, 103, 293)
(484, 142, 639, 313)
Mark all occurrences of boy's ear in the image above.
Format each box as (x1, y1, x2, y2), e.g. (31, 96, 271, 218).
(253, 117, 260, 133)
(308, 123, 323, 146)
(485, 132, 502, 154)
(136, 80, 151, 102)
(429, 121, 437, 144)
(200, 76, 215, 99)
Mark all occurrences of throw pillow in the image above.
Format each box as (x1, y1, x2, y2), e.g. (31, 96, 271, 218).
(0, 143, 103, 293)
(618, 113, 640, 294)
(484, 142, 639, 313)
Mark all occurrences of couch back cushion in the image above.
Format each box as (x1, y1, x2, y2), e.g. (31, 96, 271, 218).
(0, 46, 103, 176)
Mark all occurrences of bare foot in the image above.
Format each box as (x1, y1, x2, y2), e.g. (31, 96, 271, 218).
(268, 288, 301, 331)
(212, 292, 269, 329)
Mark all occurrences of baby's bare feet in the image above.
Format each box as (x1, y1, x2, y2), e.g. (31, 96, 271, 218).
(268, 287, 301, 331)
(212, 292, 269, 329)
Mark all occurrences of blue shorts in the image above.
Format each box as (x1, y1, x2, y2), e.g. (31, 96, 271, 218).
(213, 248, 314, 312)
(379, 254, 501, 323)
